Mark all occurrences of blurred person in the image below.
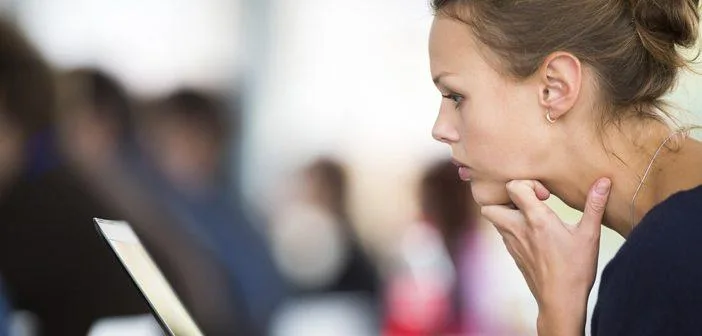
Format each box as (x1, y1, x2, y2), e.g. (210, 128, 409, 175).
(137, 88, 234, 199)
(128, 88, 287, 335)
(56, 67, 261, 336)
(419, 159, 479, 268)
(0, 18, 45, 189)
(381, 214, 456, 336)
(57, 71, 266, 335)
(382, 159, 481, 335)
(429, 0, 702, 335)
(269, 157, 380, 335)
(58, 73, 235, 333)
(56, 69, 244, 335)
(419, 159, 479, 334)
(55, 68, 137, 174)
(0, 16, 53, 335)
(0, 64, 153, 335)
(271, 158, 380, 295)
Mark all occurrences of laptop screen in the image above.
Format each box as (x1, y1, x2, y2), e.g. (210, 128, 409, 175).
(95, 218, 204, 336)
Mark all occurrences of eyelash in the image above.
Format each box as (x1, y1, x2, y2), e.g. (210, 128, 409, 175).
(442, 93, 464, 107)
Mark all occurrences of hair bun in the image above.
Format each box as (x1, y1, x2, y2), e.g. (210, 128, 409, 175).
(632, 0, 700, 66)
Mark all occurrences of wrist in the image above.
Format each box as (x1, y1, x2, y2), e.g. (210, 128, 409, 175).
(537, 293, 588, 336)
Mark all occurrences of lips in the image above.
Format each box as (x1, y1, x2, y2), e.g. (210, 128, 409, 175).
(452, 158, 471, 182)
(458, 166, 471, 181)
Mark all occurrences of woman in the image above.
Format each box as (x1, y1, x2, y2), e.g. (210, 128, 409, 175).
(383, 159, 482, 335)
(428, 0, 702, 335)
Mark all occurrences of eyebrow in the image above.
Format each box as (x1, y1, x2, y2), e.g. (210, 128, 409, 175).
(432, 71, 453, 85)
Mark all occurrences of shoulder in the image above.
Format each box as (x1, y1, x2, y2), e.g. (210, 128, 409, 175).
(593, 185, 702, 334)
(604, 184, 702, 285)
(624, 184, 702, 260)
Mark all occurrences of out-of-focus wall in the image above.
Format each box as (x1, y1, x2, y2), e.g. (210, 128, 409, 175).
(241, 0, 445, 256)
(12, 0, 242, 97)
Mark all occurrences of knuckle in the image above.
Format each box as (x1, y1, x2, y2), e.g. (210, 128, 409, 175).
(503, 236, 517, 252)
(495, 221, 523, 238)
(506, 180, 520, 192)
(525, 180, 537, 189)
(502, 236, 510, 245)
(527, 207, 551, 226)
(588, 196, 607, 214)
(493, 221, 513, 236)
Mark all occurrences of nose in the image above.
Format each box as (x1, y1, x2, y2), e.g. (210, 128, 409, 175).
(431, 110, 460, 144)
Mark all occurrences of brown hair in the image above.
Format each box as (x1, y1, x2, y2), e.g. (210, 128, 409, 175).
(0, 17, 54, 137)
(59, 68, 134, 139)
(420, 159, 476, 257)
(148, 88, 232, 145)
(432, 0, 701, 124)
(306, 157, 348, 221)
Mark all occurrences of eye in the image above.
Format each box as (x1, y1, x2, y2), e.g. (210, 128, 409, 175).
(442, 93, 464, 107)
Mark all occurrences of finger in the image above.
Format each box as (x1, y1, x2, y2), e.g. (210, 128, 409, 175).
(506, 180, 558, 225)
(481, 205, 525, 235)
(533, 180, 551, 201)
(506, 180, 549, 205)
(506, 180, 548, 211)
(579, 177, 611, 234)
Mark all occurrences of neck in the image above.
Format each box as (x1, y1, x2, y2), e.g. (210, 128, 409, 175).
(545, 121, 702, 238)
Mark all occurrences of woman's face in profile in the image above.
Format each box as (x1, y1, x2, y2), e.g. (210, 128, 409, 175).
(429, 16, 553, 206)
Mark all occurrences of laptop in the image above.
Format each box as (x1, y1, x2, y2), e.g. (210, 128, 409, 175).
(94, 218, 205, 336)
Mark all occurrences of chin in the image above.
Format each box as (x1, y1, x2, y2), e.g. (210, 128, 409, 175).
(470, 180, 511, 207)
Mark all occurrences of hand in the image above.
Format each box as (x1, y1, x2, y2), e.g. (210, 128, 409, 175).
(481, 178, 611, 335)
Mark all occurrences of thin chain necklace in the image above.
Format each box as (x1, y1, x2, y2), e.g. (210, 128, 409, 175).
(629, 128, 686, 227)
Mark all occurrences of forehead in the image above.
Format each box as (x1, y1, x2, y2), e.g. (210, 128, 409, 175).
(429, 16, 483, 76)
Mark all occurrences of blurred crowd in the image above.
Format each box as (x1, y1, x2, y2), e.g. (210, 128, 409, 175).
(0, 13, 536, 336)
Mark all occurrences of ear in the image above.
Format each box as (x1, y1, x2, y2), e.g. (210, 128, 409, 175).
(537, 52, 582, 121)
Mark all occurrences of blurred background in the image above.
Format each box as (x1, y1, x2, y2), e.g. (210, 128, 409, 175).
(0, 0, 700, 335)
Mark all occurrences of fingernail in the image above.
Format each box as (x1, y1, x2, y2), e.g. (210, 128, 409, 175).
(595, 178, 611, 195)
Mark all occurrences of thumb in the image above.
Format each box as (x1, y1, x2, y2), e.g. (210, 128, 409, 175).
(532, 180, 551, 201)
(579, 178, 611, 233)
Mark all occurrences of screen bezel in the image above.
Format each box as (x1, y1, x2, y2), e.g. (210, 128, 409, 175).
(94, 218, 204, 336)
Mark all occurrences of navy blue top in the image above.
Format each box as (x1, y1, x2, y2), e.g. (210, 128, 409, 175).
(592, 184, 702, 336)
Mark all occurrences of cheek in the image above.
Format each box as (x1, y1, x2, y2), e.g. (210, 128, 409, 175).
(461, 95, 547, 179)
